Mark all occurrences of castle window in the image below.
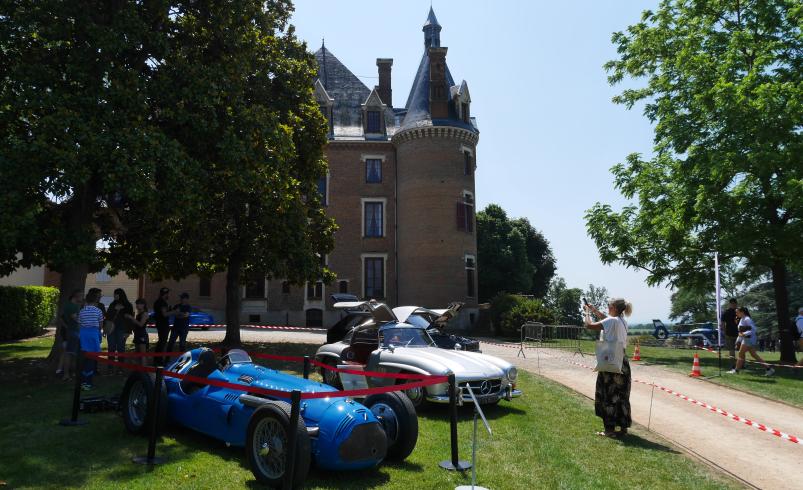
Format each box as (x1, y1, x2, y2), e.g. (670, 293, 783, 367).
(465, 255, 476, 298)
(317, 175, 328, 206)
(306, 308, 323, 327)
(245, 273, 266, 299)
(366, 110, 381, 133)
(363, 200, 384, 237)
(456, 193, 474, 233)
(464, 151, 473, 176)
(364, 257, 385, 299)
(199, 276, 211, 297)
(366, 159, 382, 183)
(461, 102, 470, 123)
(306, 281, 323, 300)
(338, 280, 349, 294)
(281, 281, 290, 294)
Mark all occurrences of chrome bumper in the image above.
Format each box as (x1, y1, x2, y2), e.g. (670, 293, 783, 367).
(426, 386, 522, 404)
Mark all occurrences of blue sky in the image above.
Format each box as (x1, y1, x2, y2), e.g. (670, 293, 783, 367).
(290, 1, 678, 324)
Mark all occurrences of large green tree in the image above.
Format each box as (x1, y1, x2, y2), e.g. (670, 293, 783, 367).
(476, 204, 555, 302)
(111, 0, 335, 345)
(0, 2, 189, 312)
(585, 1, 802, 362)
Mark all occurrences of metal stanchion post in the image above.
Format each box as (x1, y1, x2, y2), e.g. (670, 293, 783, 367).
(439, 373, 470, 471)
(283, 390, 302, 490)
(303, 356, 310, 379)
(59, 350, 88, 426)
(134, 367, 165, 465)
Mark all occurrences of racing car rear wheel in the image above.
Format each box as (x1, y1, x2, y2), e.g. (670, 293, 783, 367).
(121, 372, 167, 435)
(364, 392, 418, 461)
(319, 359, 342, 389)
(246, 401, 310, 488)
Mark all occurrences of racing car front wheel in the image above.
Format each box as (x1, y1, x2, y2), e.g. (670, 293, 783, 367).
(121, 372, 167, 435)
(364, 391, 418, 461)
(246, 401, 310, 488)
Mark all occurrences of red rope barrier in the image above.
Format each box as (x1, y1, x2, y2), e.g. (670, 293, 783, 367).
(85, 351, 449, 400)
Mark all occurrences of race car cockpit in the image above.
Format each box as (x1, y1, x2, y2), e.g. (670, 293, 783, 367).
(218, 349, 252, 371)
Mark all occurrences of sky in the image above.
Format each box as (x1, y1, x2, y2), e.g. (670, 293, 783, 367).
(290, 0, 672, 324)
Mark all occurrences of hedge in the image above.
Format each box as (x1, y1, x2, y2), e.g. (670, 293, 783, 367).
(490, 292, 556, 337)
(0, 286, 59, 341)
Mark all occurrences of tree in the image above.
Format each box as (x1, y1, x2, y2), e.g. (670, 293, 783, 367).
(545, 277, 583, 326)
(0, 2, 191, 358)
(476, 204, 555, 302)
(669, 285, 714, 324)
(110, 1, 335, 345)
(583, 283, 609, 312)
(585, 1, 802, 362)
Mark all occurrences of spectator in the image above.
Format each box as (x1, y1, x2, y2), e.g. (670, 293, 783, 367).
(128, 298, 150, 366)
(720, 298, 739, 369)
(795, 307, 803, 367)
(107, 288, 134, 373)
(584, 297, 633, 439)
(78, 289, 105, 390)
(153, 287, 172, 365)
(56, 289, 82, 381)
(167, 292, 192, 355)
(727, 307, 775, 376)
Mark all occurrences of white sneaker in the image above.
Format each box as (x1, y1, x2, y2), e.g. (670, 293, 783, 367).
(765, 368, 775, 376)
(726, 369, 738, 374)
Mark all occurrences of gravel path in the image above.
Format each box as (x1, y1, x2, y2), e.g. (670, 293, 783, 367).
(478, 339, 803, 490)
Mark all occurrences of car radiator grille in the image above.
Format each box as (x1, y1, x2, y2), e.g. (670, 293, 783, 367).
(462, 378, 502, 396)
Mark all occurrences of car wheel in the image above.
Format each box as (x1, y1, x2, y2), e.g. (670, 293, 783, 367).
(245, 401, 310, 488)
(121, 372, 167, 435)
(363, 391, 418, 461)
(396, 376, 426, 408)
(319, 359, 342, 389)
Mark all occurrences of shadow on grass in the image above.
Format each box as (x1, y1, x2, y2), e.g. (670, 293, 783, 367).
(619, 432, 679, 453)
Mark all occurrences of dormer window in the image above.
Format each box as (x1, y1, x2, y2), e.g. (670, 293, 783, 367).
(461, 102, 469, 123)
(366, 110, 381, 133)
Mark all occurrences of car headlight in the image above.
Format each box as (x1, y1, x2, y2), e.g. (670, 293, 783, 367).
(507, 367, 517, 382)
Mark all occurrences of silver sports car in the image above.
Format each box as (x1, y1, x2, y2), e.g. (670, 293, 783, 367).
(315, 300, 522, 407)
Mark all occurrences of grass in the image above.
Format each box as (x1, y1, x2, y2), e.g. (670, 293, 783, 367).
(0, 336, 740, 489)
(558, 339, 803, 407)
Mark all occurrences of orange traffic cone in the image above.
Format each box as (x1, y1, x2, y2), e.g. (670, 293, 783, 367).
(632, 341, 642, 361)
(689, 353, 702, 377)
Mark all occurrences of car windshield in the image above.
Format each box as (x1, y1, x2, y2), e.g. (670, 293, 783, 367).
(405, 314, 431, 329)
(381, 327, 434, 348)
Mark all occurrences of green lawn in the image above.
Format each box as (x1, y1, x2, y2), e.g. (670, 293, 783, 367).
(565, 339, 803, 407)
(0, 336, 739, 489)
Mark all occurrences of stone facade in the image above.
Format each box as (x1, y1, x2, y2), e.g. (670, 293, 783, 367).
(143, 8, 479, 328)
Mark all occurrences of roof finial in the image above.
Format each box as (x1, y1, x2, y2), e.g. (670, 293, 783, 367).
(321, 37, 325, 49)
(423, 7, 441, 48)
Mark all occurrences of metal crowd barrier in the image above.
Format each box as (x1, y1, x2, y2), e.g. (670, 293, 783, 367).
(517, 322, 584, 358)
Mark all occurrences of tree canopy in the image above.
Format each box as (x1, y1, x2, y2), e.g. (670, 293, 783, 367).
(585, 0, 802, 361)
(476, 204, 555, 303)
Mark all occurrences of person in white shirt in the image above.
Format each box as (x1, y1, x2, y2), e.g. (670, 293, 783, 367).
(584, 297, 632, 439)
(727, 307, 774, 376)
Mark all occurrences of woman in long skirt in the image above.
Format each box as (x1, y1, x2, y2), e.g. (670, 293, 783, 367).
(584, 298, 633, 438)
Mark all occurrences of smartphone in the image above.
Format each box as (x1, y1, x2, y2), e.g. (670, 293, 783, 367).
(582, 297, 589, 306)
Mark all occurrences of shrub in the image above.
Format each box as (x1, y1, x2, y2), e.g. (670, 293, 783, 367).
(490, 293, 555, 337)
(0, 286, 59, 341)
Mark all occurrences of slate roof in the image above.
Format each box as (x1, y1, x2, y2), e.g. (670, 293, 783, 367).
(314, 46, 371, 138)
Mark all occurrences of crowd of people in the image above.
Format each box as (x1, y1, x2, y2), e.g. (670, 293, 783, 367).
(55, 286, 192, 391)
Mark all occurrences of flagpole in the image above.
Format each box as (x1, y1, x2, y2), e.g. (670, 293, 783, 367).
(714, 252, 723, 377)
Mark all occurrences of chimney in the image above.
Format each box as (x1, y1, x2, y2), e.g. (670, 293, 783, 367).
(428, 47, 448, 119)
(376, 58, 393, 108)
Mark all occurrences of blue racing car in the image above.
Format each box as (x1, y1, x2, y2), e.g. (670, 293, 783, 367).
(120, 347, 418, 487)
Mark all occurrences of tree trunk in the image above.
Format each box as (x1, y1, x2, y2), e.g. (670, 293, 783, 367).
(223, 252, 242, 346)
(46, 263, 89, 363)
(770, 261, 796, 364)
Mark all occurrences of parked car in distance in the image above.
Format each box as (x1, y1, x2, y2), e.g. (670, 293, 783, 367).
(316, 300, 521, 408)
(392, 302, 481, 352)
(147, 308, 215, 330)
(120, 347, 419, 488)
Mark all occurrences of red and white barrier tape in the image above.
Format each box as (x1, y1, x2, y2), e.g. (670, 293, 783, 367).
(502, 347, 803, 447)
(146, 323, 326, 332)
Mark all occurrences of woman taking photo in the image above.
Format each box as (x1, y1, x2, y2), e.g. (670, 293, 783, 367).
(728, 307, 775, 376)
(584, 298, 632, 438)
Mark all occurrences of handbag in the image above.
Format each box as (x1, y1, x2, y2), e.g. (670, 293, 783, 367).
(594, 339, 624, 374)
